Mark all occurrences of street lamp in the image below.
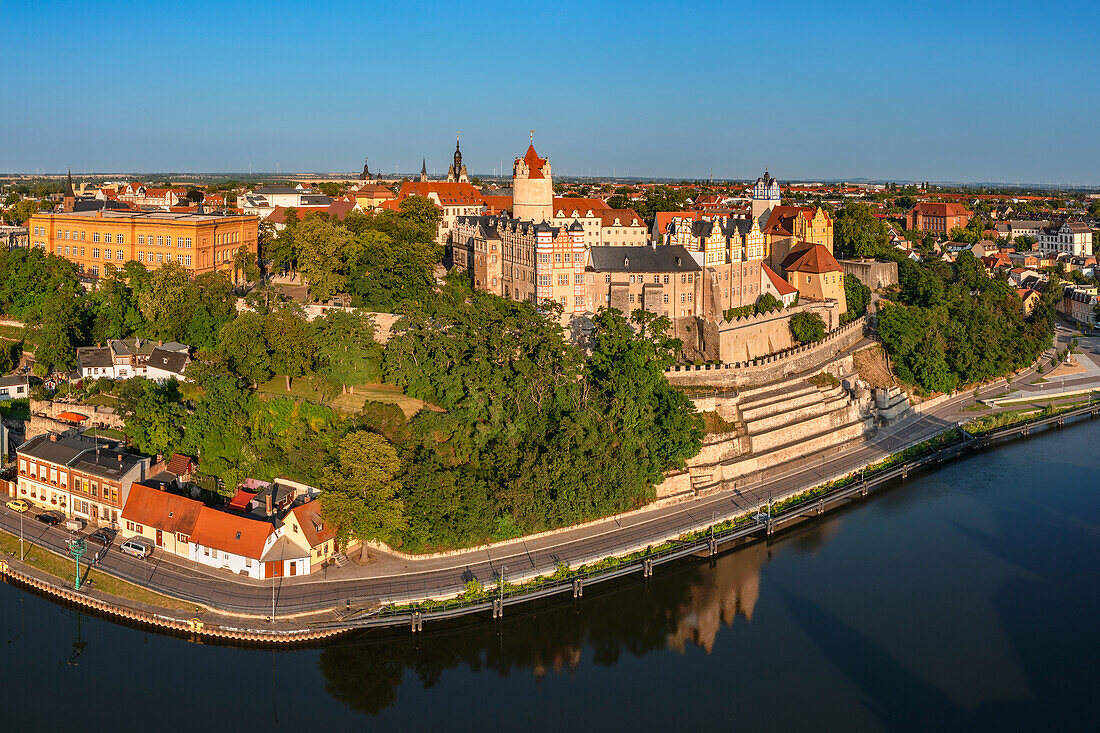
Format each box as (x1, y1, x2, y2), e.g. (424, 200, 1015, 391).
(68, 535, 86, 590)
(19, 507, 24, 561)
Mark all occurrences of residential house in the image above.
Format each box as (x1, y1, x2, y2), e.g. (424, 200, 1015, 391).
(1037, 221, 1093, 257)
(188, 506, 277, 579)
(1059, 286, 1098, 328)
(77, 339, 189, 381)
(781, 243, 847, 314)
(1017, 288, 1041, 316)
(145, 346, 191, 382)
(283, 499, 338, 571)
(120, 482, 202, 557)
(16, 432, 149, 526)
(0, 374, 28, 401)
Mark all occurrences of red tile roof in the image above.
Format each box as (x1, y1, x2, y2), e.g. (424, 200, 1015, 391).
(165, 453, 196, 476)
(599, 208, 644, 227)
(781, 242, 842, 274)
(910, 202, 969, 216)
(190, 506, 273, 559)
(481, 195, 513, 214)
(553, 198, 610, 217)
(653, 210, 702, 235)
(57, 411, 88, 422)
(395, 181, 484, 207)
(228, 489, 255, 511)
(289, 499, 335, 549)
(762, 264, 798, 296)
(522, 144, 548, 179)
(122, 483, 202, 536)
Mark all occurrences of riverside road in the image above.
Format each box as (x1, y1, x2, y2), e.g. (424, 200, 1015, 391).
(2, 330, 1096, 618)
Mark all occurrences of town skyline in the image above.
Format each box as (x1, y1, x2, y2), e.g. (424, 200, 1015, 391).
(3, 1, 1099, 184)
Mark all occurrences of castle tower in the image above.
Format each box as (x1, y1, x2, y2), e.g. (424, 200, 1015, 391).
(63, 169, 75, 213)
(446, 134, 469, 183)
(512, 140, 552, 222)
(751, 169, 781, 228)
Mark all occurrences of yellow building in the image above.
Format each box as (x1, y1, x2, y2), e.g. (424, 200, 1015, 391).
(27, 209, 258, 278)
(764, 205, 834, 274)
(781, 242, 847, 314)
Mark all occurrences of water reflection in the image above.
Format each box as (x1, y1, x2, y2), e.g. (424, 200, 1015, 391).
(319, 538, 778, 715)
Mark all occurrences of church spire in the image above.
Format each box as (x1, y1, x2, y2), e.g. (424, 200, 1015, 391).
(419, 159, 428, 182)
(64, 168, 75, 197)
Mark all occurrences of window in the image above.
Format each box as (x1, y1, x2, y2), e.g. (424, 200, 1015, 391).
(104, 233, 113, 243)
(117, 250, 124, 260)
(664, 275, 670, 284)
(186, 237, 192, 248)
(177, 254, 184, 264)
(166, 236, 173, 247)
(538, 253, 550, 263)
(93, 232, 100, 242)
(605, 273, 611, 283)
(104, 249, 112, 260)
(156, 236, 163, 246)
(184, 255, 191, 266)
(91, 266, 99, 276)
(117, 234, 124, 245)
(138, 252, 145, 261)
(555, 253, 561, 263)
(157, 253, 163, 263)
(139, 235, 145, 245)
(92, 248, 100, 258)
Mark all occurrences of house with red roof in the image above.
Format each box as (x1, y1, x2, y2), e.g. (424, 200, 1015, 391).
(905, 202, 972, 235)
(781, 242, 847, 314)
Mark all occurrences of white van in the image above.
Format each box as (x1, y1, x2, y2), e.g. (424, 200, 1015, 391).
(119, 538, 153, 559)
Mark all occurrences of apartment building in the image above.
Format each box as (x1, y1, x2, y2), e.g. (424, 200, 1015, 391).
(27, 209, 259, 277)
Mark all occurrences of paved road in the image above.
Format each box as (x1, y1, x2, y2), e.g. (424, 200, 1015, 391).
(2, 331, 1094, 618)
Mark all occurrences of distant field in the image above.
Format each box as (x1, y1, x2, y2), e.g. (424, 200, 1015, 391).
(256, 377, 432, 418)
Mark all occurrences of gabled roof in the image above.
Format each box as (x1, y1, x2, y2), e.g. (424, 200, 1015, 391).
(909, 202, 969, 216)
(781, 242, 842, 274)
(553, 197, 609, 217)
(653, 210, 702, 236)
(762, 264, 798, 296)
(165, 453, 196, 476)
(600, 208, 643, 228)
(189, 506, 273, 559)
(395, 181, 484, 207)
(289, 500, 335, 548)
(122, 483, 202, 536)
(147, 346, 189, 376)
(76, 346, 113, 369)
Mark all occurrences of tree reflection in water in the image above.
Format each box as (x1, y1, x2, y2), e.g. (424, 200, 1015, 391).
(317, 531, 825, 716)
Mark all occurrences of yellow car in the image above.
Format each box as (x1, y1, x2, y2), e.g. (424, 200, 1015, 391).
(6, 499, 30, 513)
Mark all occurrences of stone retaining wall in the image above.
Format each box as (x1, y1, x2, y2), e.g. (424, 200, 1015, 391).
(666, 317, 867, 389)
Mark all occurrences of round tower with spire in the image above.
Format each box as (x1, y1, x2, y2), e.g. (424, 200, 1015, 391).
(512, 132, 552, 222)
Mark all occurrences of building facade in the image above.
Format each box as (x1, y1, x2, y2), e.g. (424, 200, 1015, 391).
(1037, 221, 1093, 257)
(905, 202, 972, 235)
(781, 243, 847, 314)
(27, 209, 258, 277)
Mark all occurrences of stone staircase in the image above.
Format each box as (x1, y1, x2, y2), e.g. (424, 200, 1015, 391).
(662, 371, 871, 501)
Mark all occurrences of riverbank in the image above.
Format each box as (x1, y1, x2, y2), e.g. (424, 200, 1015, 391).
(5, 395, 1096, 643)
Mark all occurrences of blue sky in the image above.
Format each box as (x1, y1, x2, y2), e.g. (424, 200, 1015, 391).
(3, 0, 1098, 184)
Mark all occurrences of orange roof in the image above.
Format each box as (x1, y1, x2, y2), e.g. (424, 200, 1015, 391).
(57, 411, 87, 422)
(395, 181, 483, 207)
(190, 506, 273, 559)
(762, 264, 798, 296)
(653, 210, 701, 235)
(289, 500, 335, 549)
(910, 202, 969, 216)
(599, 208, 644, 227)
(781, 242, 842, 274)
(522, 144, 548, 179)
(228, 489, 255, 511)
(481, 195, 512, 214)
(122, 483, 202, 536)
(166, 453, 196, 475)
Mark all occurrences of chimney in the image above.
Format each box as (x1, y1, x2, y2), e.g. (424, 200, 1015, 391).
(265, 491, 272, 516)
(49, 434, 58, 442)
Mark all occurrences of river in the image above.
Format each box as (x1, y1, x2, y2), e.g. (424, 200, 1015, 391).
(2, 421, 1099, 731)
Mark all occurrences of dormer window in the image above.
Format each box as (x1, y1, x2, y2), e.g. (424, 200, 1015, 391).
(623, 257, 629, 267)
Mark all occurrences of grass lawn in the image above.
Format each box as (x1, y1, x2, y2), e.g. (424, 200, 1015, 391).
(0, 529, 200, 612)
(963, 402, 992, 411)
(257, 377, 432, 418)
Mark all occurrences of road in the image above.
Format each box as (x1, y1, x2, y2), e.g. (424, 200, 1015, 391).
(1, 329, 1093, 618)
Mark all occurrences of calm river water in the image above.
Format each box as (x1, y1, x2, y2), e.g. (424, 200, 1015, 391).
(3, 421, 1099, 731)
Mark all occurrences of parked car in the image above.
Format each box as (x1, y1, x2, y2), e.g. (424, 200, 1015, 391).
(119, 538, 153, 559)
(88, 528, 116, 547)
(6, 499, 29, 513)
(35, 511, 63, 526)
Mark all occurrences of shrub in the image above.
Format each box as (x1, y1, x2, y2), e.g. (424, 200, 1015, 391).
(790, 312, 826, 343)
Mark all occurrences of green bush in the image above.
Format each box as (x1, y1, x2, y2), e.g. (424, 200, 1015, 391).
(790, 312, 826, 343)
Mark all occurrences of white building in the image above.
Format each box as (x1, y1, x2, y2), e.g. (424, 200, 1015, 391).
(1037, 221, 1093, 257)
(76, 340, 189, 381)
(0, 374, 28, 401)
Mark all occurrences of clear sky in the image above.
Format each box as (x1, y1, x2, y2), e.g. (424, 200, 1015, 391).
(4, 0, 1098, 184)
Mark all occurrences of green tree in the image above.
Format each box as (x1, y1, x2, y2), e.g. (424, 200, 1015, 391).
(753, 292, 782, 314)
(789, 311, 826, 342)
(296, 216, 351, 302)
(843, 273, 872, 318)
(29, 290, 85, 374)
(834, 203, 890, 258)
(319, 431, 407, 547)
(232, 244, 260, 285)
(313, 310, 382, 394)
(218, 312, 272, 387)
(185, 376, 255, 494)
(264, 309, 314, 389)
(397, 195, 442, 237)
(117, 378, 186, 456)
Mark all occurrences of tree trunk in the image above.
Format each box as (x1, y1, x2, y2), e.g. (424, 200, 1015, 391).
(285, 374, 292, 390)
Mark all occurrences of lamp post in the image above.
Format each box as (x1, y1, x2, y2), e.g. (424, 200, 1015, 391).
(68, 535, 86, 590)
(19, 507, 24, 561)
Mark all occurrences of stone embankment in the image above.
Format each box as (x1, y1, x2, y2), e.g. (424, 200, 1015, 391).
(0, 558, 346, 646)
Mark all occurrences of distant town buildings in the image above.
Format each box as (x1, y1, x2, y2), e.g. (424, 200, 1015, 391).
(905, 202, 972, 234)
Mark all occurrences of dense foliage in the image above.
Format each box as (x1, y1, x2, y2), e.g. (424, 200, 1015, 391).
(789, 311, 826, 343)
(382, 279, 703, 550)
(877, 251, 1054, 393)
